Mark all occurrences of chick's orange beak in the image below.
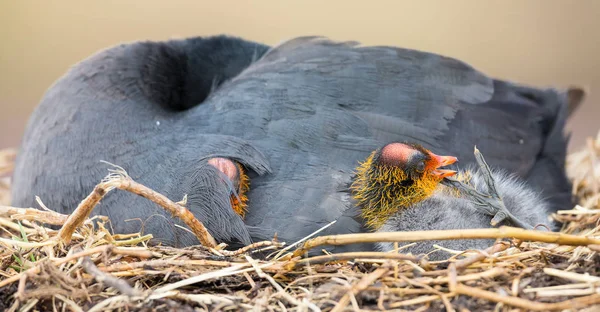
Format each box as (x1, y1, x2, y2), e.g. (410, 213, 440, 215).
(428, 152, 458, 178)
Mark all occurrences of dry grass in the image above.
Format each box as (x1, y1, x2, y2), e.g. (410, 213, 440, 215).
(0, 132, 599, 311)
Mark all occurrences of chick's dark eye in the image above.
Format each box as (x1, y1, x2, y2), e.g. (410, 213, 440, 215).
(415, 161, 425, 173)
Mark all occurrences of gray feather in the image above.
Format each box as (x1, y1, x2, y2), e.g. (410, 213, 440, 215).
(376, 166, 554, 260)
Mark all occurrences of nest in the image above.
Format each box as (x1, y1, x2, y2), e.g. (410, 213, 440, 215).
(1, 132, 599, 312)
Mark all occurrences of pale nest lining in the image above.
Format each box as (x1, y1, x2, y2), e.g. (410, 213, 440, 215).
(0, 131, 598, 311)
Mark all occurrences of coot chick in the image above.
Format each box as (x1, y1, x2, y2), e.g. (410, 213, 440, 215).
(356, 143, 553, 260)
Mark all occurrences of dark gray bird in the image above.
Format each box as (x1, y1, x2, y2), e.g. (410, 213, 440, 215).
(11, 35, 576, 253)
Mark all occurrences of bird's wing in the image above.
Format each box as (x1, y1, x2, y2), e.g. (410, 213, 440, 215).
(206, 37, 572, 248)
(11, 35, 271, 246)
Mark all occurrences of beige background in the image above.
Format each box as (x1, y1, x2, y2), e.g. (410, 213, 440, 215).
(1, 0, 598, 151)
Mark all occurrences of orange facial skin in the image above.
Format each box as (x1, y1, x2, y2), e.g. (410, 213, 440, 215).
(350, 143, 458, 229)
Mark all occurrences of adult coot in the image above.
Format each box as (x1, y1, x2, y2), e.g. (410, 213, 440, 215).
(11, 35, 576, 253)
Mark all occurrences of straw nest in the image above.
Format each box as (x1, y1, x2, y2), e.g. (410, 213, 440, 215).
(1, 132, 599, 312)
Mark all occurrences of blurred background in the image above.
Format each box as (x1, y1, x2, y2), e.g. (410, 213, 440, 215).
(1, 0, 598, 151)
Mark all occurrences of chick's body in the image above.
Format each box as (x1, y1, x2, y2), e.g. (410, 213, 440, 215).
(376, 165, 553, 260)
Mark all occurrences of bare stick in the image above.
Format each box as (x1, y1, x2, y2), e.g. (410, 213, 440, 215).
(543, 268, 600, 283)
(57, 184, 107, 244)
(454, 242, 510, 271)
(287, 251, 418, 270)
(111, 247, 155, 259)
(101, 259, 234, 273)
(292, 226, 600, 257)
(114, 180, 217, 248)
(388, 294, 451, 308)
(454, 283, 600, 311)
(0, 205, 69, 225)
(410, 267, 505, 286)
(57, 165, 217, 248)
(218, 240, 284, 257)
(82, 256, 141, 297)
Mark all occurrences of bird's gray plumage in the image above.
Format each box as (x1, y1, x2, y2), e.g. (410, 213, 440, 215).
(12, 35, 272, 246)
(11, 35, 573, 253)
(376, 166, 554, 260)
